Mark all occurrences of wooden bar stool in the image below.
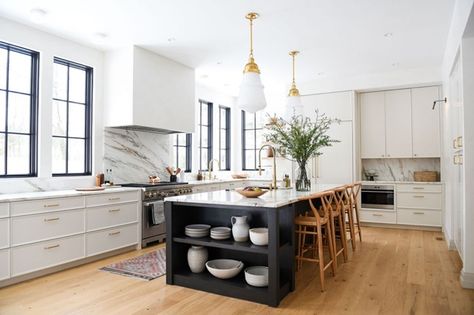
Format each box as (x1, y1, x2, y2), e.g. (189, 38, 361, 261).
(332, 187, 349, 267)
(295, 191, 336, 291)
(343, 184, 357, 250)
(349, 182, 363, 242)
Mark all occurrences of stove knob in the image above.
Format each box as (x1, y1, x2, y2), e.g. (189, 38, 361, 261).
(163, 192, 169, 197)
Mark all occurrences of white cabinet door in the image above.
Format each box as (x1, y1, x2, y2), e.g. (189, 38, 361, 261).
(385, 89, 412, 158)
(312, 121, 353, 184)
(411, 86, 441, 157)
(302, 91, 353, 121)
(360, 92, 385, 158)
(0, 249, 9, 280)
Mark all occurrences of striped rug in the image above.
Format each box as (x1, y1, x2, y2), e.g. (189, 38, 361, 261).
(100, 248, 166, 281)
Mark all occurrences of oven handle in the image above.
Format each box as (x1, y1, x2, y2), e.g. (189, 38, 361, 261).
(144, 200, 165, 207)
(362, 190, 394, 193)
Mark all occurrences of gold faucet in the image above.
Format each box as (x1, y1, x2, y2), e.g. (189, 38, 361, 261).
(208, 159, 221, 180)
(258, 144, 277, 190)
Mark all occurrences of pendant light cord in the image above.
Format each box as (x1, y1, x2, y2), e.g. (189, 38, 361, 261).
(249, 17, 254, 58)
(292, 53, 296, 84)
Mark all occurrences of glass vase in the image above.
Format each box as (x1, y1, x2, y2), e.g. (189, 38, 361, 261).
(296, 161, 311, 191)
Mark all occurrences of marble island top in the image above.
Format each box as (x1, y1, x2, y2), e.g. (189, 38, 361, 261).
(361, 180, 443, 185)
(165, 183, 342, 208)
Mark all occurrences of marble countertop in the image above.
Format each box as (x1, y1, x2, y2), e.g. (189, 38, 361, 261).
(165, 183, 342, 208)
(186, 178, 272, 186)
(0, 187, 141, 203)
(361, 180, 443, 185)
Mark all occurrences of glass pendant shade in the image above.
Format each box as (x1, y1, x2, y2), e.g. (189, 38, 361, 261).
(238, 72, 267, 113)
(285, 94, 304, 119)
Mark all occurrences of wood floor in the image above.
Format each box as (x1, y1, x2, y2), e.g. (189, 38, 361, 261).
(0, 227, 473, 315)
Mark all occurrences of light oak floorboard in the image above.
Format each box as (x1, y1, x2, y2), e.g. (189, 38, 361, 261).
(0, 227, 473, 315)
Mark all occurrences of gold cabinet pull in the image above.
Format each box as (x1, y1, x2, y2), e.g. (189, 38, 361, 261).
(108, 231, 121, 236)
(44, 203, 60, 208)
(108, 208, 120, 213)
(413, 195, 425, 198)
(413, 187, 425, 190)
(108, 197, 121, 201)
(44, 244, 60, 250)
(413, 212, 425, 215)
(44, 217, 60, 222)
(372, 213, 383, 217)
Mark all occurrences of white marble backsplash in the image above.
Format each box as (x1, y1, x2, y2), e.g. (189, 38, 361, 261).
(361, 158, 440, 181)
(103, 128, 170, 184)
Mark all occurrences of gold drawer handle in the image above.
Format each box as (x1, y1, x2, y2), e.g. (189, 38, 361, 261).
(108, 197, 121, 201)
(413, 195, 425, 198)
(44, 217, 60, 222)
(44, 203, 60, 208)
(108, 208, 120, 213)
(413, 212, 425, 215)
(44, 244, 60, 250)
(372, 214, 383, 217)
(109, 231, 121, 236)
(413, 187, 425, 190)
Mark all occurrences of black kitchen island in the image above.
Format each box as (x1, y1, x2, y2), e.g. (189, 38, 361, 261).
(164, 184, 340, 307)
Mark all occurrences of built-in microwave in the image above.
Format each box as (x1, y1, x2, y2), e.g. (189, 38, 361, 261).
(361, 184, 395, 210)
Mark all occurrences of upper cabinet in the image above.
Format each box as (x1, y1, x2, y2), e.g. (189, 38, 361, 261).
(360, 86, 441, 159)
(411, 87, 441, 157)
(104, 46, 195, 133)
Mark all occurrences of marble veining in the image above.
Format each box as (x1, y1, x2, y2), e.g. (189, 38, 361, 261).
(361, 158, 440, 181)
(104, 128, 170, 184)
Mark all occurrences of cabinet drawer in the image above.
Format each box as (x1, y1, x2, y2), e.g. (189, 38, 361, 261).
(397, 184, 442, 193)
(0, 203, 9, 218)
(11, 209, 84, 246)
(86, 224, 138, 256)
(397, 193, 441, 210)
(85, 191, 139, 207)
(0, 218, 9, 249)
(86, 202, 138, 231)
(360, 210, 396, 224)
(11, 196, 84, 216)
(0, 249, 9, 280)
(11, 234, 85, 276)
(397, 209, 441, 227)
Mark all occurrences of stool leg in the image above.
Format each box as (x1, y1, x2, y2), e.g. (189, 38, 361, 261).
(330, 216, 338, 270)
(347, 207, 356, 251)
(316, 224, 325, 291)
(326, 221, 336, 277)
(354, 205, 362, 242)
(338, 212, 348, 262)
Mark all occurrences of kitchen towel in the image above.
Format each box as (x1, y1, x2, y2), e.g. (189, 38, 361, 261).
(150, 201, 165, 225)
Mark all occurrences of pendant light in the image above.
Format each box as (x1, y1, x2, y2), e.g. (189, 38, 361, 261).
(238, 12, 267, 113)
(285, 50, 304, 119)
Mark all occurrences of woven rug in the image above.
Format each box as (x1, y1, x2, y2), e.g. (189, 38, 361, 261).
(100, 248, 166, 281)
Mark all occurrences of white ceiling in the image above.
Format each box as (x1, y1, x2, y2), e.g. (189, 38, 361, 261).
(0, 0, 454, 97)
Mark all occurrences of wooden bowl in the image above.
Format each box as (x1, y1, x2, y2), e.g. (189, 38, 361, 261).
(236, 188, 268, 198)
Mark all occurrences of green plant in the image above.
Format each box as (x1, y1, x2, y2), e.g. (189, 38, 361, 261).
(265, 111, 339, 164)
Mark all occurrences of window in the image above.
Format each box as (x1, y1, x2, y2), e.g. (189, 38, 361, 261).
(219, 106, 231, 170)
(172, 133, 192, 172)
(52, 57, 93, 176)
(0, 42, 39, 177)
(198, 100, 213, 171)
(241, 110, 264, 170)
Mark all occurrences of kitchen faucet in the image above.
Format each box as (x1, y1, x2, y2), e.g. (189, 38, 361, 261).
(208, 159, 221, 180)
(258, 144, 277, 190)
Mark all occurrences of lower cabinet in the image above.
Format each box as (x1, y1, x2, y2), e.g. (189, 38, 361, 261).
(86, 224, 138, 257)
(0, 218, 9, 249)
(0, 249, 9, 280)
(360, 210, 396, 224)
(397, 209, 441, 227)
(11, 234, 85, 276)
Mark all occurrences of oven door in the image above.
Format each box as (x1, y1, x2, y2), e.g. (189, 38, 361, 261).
(361, 189, 395, 209)
(142, 200, 166, 239)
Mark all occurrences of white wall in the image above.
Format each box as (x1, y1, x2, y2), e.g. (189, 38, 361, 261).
(0, 16, 104, 193)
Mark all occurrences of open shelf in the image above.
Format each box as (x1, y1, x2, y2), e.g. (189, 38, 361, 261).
(173, 270, 269, 305)
(173, 235, 269, 254)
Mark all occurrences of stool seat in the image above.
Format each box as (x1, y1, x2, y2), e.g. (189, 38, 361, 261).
(295, 215, 329, 226)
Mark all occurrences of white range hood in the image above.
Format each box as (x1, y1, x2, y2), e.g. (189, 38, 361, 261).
(104, 46, 195, 134)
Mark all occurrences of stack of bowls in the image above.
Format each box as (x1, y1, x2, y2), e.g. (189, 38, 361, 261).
(185, 224, 211, 238)
(210, 227, 231, 240)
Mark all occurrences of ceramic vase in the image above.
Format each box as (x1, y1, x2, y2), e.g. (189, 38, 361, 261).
(187, 246, 208, 273)
(231, 215, 249, 242)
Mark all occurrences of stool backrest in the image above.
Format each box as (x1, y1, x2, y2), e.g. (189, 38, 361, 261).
(350, 182, 362, 205)
(307, 190, 335, 222)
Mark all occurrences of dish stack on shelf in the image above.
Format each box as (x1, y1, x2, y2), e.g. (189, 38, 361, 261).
(185, 224, 211, 238)
(210, 227, 231, 240)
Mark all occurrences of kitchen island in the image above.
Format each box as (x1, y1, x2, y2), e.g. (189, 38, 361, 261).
(164, 184, 341, 307)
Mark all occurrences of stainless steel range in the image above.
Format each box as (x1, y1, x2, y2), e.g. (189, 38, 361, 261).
(121, 182, 193, 247)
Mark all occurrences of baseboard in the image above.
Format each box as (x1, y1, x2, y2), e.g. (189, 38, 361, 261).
(460, 269, 474, 289)
(443, 230, 457, 250)
(360, 222, 442, 232)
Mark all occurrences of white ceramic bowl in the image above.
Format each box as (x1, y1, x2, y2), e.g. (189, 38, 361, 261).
(205, 259, 244, 279)
(244, 266, 269, 287)
(249, 228, 269, 246)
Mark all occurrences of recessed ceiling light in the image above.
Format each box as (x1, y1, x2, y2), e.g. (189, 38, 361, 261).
(167, 37, 176, 43)
(392, 62, 399, 67)
(200, 74, 209, 79)
(30, 8, 47, 24)
(224, 83, 230, 87)
(93, 32, 108, 42)
(317, 72, 325, 76)
(384, 32, 393, 38)
(216, 61, 222, 65)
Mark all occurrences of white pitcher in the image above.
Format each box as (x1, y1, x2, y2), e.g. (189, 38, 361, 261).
(231, 215, 249, 242)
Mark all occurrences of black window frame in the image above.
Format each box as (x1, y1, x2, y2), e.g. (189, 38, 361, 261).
(241, 110, 263, 171)
(198, 100, 213, 171)
(172, 133, 192, 172)
(219, 106, 231, 171)
(52, 57, 93, 177)
(0, 41, 39, 178)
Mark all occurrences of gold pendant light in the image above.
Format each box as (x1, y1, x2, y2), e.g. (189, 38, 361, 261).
(238, 12, 267, 113)
(286, 50, 303, 118)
